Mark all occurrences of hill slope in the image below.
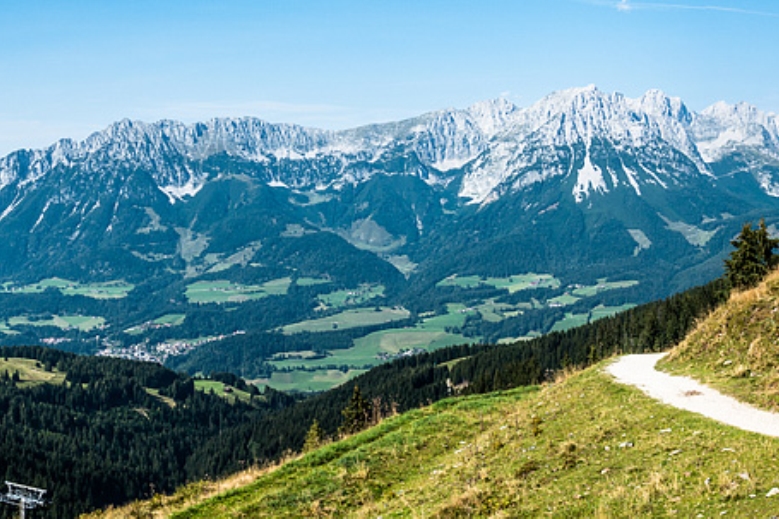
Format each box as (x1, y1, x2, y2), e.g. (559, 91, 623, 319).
(662, 268, 779, 411)
(87, 271, 779, 518)
(93, 368, 779, 517)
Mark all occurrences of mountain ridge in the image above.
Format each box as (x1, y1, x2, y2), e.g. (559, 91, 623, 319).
(2, 86, 777, 206)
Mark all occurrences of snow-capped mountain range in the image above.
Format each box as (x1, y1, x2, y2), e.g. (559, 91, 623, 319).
(1, 85, 779, 296)
(2, 85, 777, 208)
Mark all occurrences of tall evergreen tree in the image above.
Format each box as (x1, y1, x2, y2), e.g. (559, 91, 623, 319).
(724, 219, 779, 289)
(303, 419, 323, 452)
(338, 385, 371, 436)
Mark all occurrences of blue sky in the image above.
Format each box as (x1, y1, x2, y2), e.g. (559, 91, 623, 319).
(0, 0, 777, 155)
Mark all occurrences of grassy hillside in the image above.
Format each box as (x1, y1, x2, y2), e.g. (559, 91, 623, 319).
(661, 269, 779, 412)
(0, 356, 66, 385)
(89, 361, 779, 518)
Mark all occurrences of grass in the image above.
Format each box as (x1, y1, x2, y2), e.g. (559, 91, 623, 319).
(1, 277, 134, 299)
(253, 369, 369, 393)
(269, 305, 470, 390)
(318, 284, 385, 308)
(571, 278, 639, 298)
(270, 329, 468, 372)
(548, 293, 581, 306)
(590, 304, 637, 321)
(0, 357, 66, 386)
(0, 322, 18, 335)
(660, 215, 719, 247)
(661, 269, 779, 412)
(125, 314, 186, 335)
(8, 314, 106, 332)
(281, 307, 410, 335)
(194, 380, 255, 403)
(154, 314, 187, 326)
(296, 277, 331, 287)
(470, 299, 515, 322)
(548, 305, 638, 334)
(550, 312, 590, 332)
(385, 255, 418, 277)
(185, 277, 292, 304)
(96, 361, 779, 518)
(437, 273, 560, 293)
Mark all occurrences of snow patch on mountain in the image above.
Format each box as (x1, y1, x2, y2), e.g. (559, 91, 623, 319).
(573, 148, 608, 202)
(621, 163, 642, 196)
(159, 179, 206, 204)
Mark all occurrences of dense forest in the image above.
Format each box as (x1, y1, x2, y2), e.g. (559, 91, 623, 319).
(0, 347, 293, 519)
(0, 276, 727, 517)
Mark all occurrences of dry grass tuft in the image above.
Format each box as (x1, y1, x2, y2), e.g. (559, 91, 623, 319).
(662, 269, 779, 411)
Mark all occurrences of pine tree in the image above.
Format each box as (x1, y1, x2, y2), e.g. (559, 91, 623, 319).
(724, 219, 779, 289)
(303, 419, 323, 453)
(338, 385, 371, 437)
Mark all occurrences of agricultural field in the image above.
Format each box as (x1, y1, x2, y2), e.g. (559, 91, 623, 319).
(547, 293, 580, 307)
(185, 277, 293, 304)
(267, 288, 640, 392)
(296, 277, 331, 287)
(549, 312, 590, 332)
(571, 278, 639, 297)
(0, 278, 134, 299)
(549, 304, 638, 333)
(385, 254, 418, 277)
(470, 299, 529, 322)
(253, 368, 368, 393)
(317, 284, 385, 308)
(194, 380, 254, 403)
(281, 307, 411, 334)
(7, 314, 106, 332)
(437, 273, 560, 293)
(0, 357, 66, 386)
(125, 314, 186, 335)
(0, 322, 16, 335)
(590, 303, 636, 320)
(153, 314, 186, 326)
(271, 329, 468, 372)
(269, 303, 473, 385)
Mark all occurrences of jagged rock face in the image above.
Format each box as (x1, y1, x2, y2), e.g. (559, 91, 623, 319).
(0, 86, 778, 289)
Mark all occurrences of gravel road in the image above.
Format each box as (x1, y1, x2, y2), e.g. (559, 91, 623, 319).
(606, 353, 779, 438)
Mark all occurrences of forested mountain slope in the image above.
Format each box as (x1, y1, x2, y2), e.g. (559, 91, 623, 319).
(0, 87, 777, 387)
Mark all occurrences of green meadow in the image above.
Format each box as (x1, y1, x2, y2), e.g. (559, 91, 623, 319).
(8, 314, 105, 332)
(437, 272, 561, 293)
(1, 278, 134, 299)
(185, 277, 293, 304)
(280, 307, 411, 334)
(253, 369, 369, 393)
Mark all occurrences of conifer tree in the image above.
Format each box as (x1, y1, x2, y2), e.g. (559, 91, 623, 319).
(303, 419, 323, 452)
(338, 385, 371, 436)
(724, 219, 779, 289)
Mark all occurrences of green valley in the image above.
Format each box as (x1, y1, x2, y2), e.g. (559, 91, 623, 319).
(0, 270, 641, 392)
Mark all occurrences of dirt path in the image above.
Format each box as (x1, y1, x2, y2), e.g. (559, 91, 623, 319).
(606, 353, 779, 438)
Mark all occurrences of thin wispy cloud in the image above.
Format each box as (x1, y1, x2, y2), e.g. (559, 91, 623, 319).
(587, 0, 779, 17)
